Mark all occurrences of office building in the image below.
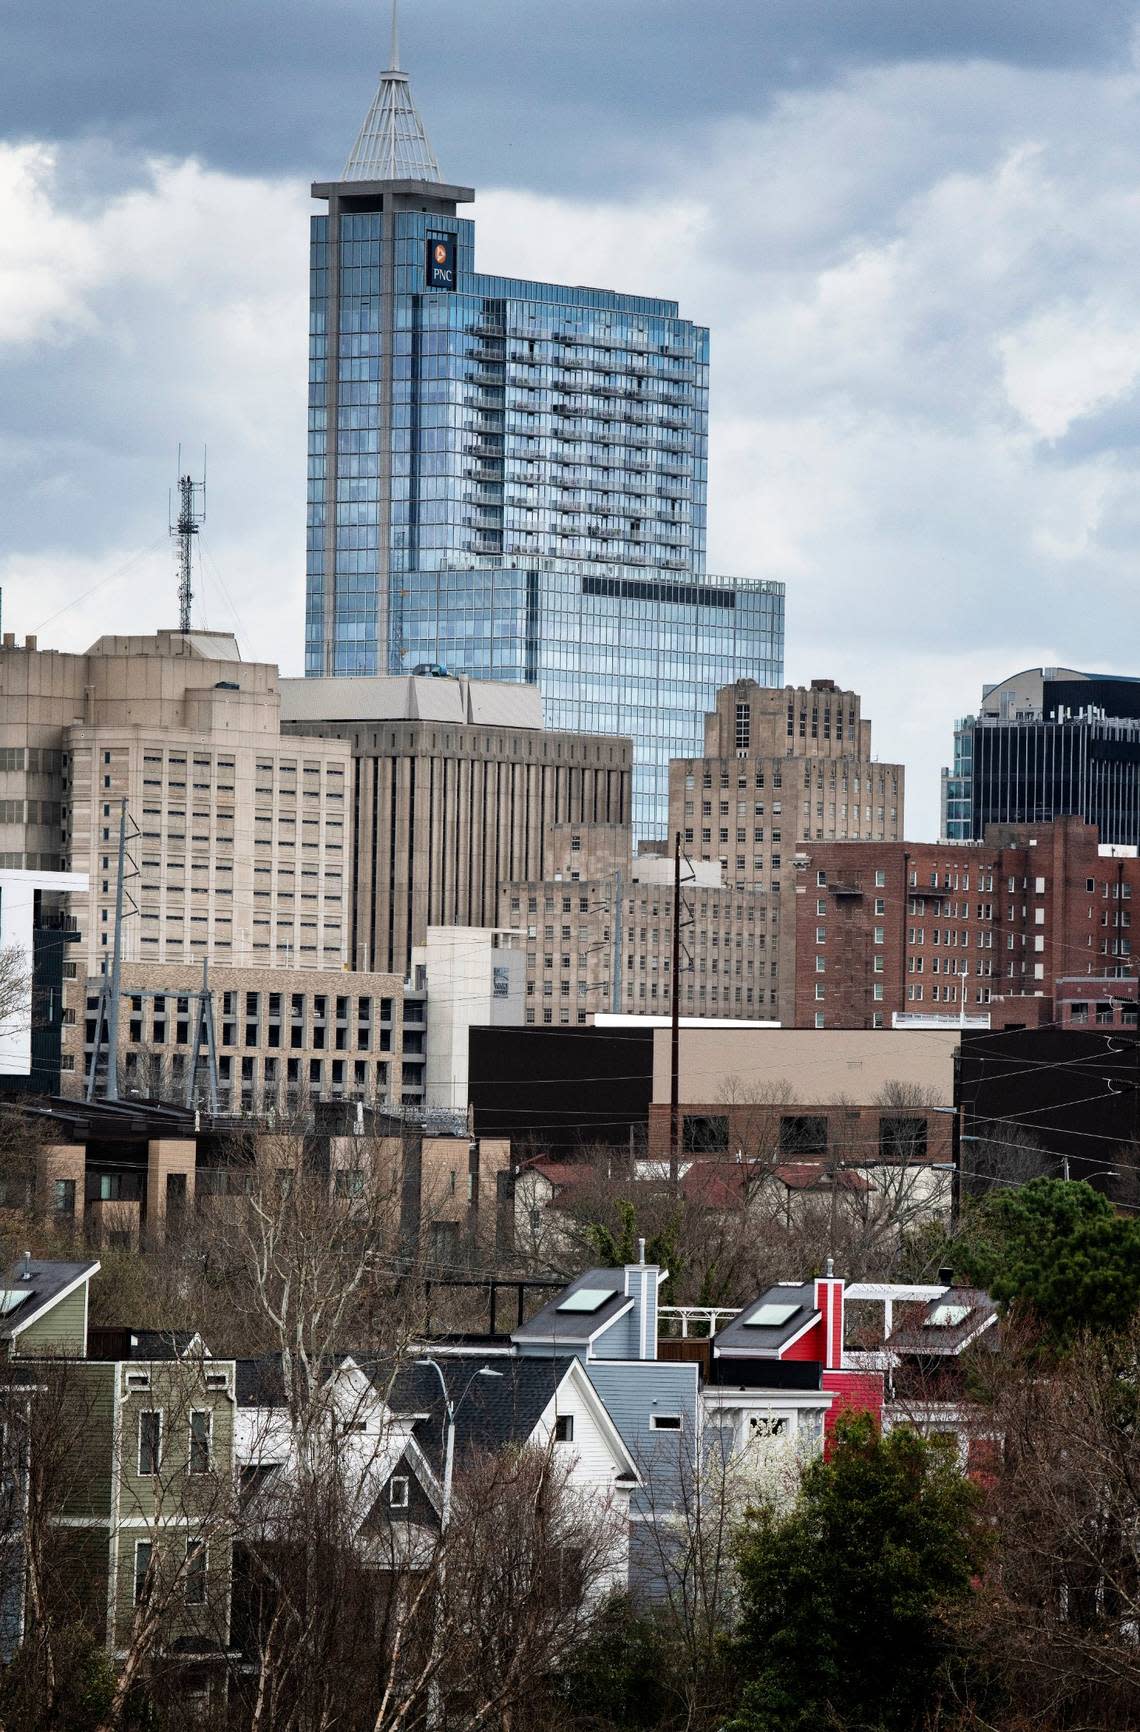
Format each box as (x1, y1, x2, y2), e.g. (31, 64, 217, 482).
(281, 670, 631, 977)
(0, 630, 353, 977)
(794, 817, 1139, 1030)
(942, 666, 1140, 843)
(501, 678, 904, 1027)
(305, 46, 783, 835)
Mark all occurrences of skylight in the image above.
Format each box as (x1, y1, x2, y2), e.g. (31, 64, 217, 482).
(0, 1290, 32, 1317)
(557, 1288, 614, 1315)
(925, 1303, 970, 1329)
(743, 1302, 800, 1328)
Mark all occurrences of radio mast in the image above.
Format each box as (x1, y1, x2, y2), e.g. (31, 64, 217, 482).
(170, 449, 206, 634)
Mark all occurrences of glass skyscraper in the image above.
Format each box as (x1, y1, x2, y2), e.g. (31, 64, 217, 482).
(306, 45, 784, 836)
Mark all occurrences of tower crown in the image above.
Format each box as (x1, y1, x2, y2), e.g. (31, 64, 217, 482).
(342, 0, 441, 182)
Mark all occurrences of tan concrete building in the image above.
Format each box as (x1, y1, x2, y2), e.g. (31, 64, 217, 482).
(0, 629, 353, 976)
(279, 672, 632, 978)
(63, 962, 415, 1112)
(501, 678, 904, 1026)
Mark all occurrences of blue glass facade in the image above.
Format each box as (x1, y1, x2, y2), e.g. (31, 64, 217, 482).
(306, 187, 784, 836)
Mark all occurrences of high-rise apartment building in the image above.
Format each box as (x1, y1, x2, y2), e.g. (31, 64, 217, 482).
(305, 45, 783, 835)
(941, 666, 1140, 843)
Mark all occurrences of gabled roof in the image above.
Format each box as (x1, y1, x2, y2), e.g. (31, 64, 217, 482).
(0, 1258, 99, 1342)
(712, 1282, 819, 1359)
(510, 1268, 632, 1349)
(885, 1288, 998, 1357)
(681, 1160, 754, 1209)
(129, 1329, 207, 1361)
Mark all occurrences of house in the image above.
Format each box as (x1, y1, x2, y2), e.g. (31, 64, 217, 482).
(510, 1261, 701, 1590)
(877, 1285, 1001, 1477)
(0, 1256, 237, 1706)
(704, 1271, 884, 1496)
(233, 1349, 639, 1594)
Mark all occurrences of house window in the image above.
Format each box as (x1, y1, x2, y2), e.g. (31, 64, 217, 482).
(134, 1539, 152, 1604)
(651, 1414, 683, 1431)
(554, 1414, 575, 1443)
(389, 1475, 410, 1509)
(138, 1410, 162, 1475)
(52, 1178, 76, 1218)
(189, 1411, 211, 1474)
(185, 1539, 207, 1606)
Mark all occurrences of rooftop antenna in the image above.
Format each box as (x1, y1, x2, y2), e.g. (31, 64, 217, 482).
(170, 446, 206, 635)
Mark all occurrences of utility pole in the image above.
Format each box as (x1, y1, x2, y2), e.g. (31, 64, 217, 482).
(170, 452, 206, 635)
(670, 830, 681, 1193)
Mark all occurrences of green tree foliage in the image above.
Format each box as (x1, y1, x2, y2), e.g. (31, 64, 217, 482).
(956, 1177, 1140, 1344)
(556, 1593, 670, 1730)
(583, 1199, 683, 1296)
(728, 1413, 983, 1732)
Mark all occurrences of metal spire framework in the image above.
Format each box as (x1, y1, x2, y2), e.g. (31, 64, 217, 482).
(342, 0, 442, 182)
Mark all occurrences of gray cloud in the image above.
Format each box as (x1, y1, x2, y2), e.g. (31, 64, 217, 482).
(6, 4, 1140, 841)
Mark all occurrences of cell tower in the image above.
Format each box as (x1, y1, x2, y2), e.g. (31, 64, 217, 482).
(170, 450, 206, 634)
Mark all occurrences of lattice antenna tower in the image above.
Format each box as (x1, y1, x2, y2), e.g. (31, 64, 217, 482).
(170, 446, 206, 634)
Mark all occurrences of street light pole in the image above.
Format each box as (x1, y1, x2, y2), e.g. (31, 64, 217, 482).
(416, 1358, 503, 1726)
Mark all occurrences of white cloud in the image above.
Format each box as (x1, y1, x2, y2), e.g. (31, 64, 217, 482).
(9, 48, 1140, 837)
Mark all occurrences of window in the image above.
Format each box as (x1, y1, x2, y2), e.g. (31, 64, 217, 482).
(651, 1414, 683, 1431)
(185, 1539, 207, 1606)
(389, 1475, 410, 1508)
(189, 1411, 211, 1474)
(879, 1116, 928, 1159)
(735, 702, 751, 751)
(134, 1539, 152, 1604)
(874, 869, 886, 887)
(52, 1178, 76, 1218)
(780, 1115, 827, 1155)
(873, 926, 885, 945)
(138, 1410, 162, 1475)
(682, 1114, 728, 1153)
(749, 1415, 789, 1439)
(554, 1414, 575, 1443)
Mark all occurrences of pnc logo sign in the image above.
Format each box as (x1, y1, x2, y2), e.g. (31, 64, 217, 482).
(426, 233, 456, 290)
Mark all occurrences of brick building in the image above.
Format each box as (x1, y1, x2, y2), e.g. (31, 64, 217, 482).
(794, 817, 1139, 1029)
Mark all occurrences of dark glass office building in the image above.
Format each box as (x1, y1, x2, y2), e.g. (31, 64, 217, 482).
(305, 50, 784, 837)
(941, 666, 1140, 844)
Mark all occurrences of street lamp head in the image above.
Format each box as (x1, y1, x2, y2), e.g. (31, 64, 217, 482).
(476, 1367, 504, 1378)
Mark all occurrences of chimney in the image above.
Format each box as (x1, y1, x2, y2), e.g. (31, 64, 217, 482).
(2, 633, 14, 649)
(938, 1266, 954, 1288)
(624, 1259, 660, 1361)
(20, 1250, 31, 1281)
(813, 1271, 845, 1370)
(24, 635, 36, 651)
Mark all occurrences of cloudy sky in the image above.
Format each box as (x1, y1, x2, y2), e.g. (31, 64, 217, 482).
(5, 1, 1140, 836)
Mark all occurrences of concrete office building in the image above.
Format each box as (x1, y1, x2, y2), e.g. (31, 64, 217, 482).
(304, 41, 783, 836)
(942, 667, 1140, 844)
(280, 670, 631, 977)
(65, 962, 416, 1112)
(0, 630, 353, 977)
(501, 678, 904, 1027)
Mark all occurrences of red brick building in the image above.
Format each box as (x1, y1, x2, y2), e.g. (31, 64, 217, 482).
(793, 817, 1139, 1029)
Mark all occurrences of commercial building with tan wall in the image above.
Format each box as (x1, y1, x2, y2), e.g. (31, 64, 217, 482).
(280, 673, 632, 979)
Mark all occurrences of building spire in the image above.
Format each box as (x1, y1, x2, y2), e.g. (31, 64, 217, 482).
(342, 0, 442, 183)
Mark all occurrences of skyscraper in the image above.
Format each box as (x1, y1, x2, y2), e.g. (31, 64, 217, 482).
(305, 23, 783, 836)
(941, 667, 1140, 844)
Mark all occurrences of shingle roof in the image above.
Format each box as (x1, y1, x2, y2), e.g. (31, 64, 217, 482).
(885, 1287, 998, 1357)
(511, 1268, 630, 1347)
(0, 1258, 99, 1340)
(235, 1350, 574, 1468)
(713, 1282, 818, 1358)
